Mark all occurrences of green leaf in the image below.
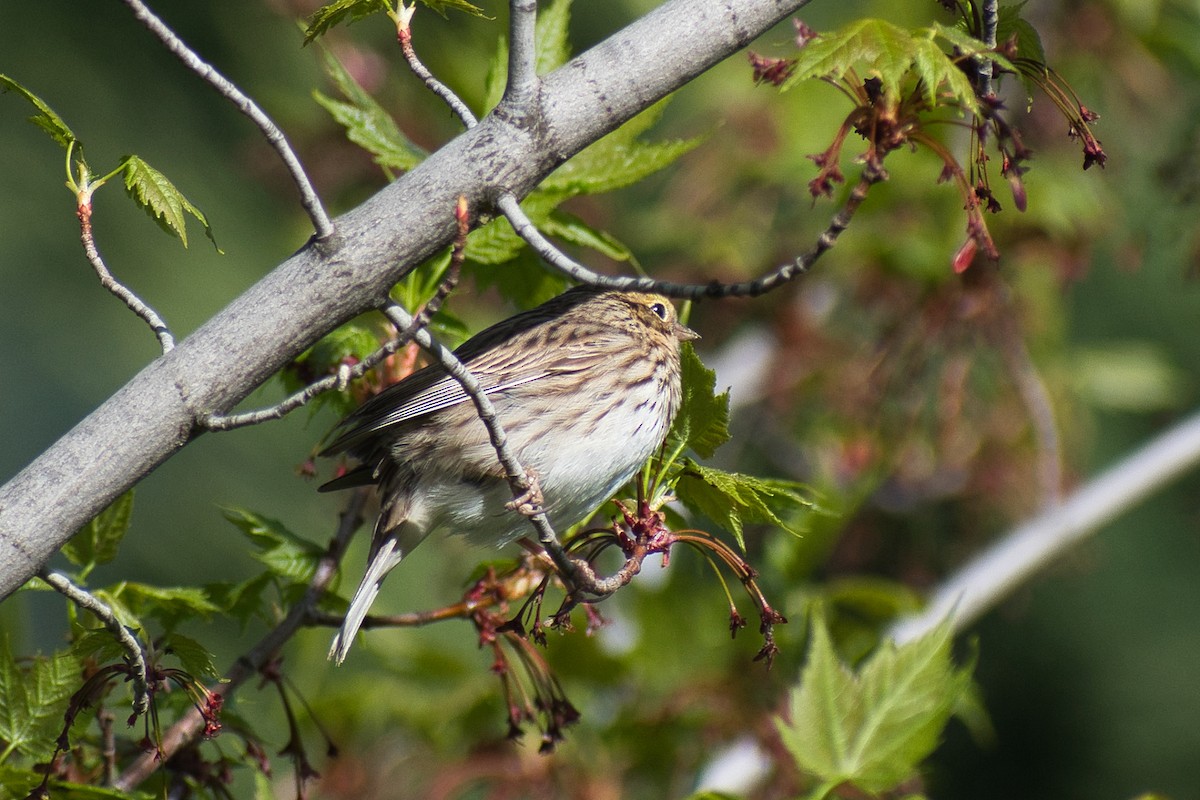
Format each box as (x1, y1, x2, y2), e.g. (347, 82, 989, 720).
(161, 633, 219, 679)
(776, 614, 972, 794)
(314, 47, 426, 172)
(204, 573, 275, 627)
(541, 209, 636, 264)
(668, 344, 731, 460)
(782, 19, 985, 112)
(464, 191, 565, 265)
(70, 630, 130, 666)
(420, 0, 487, 18)
(62, 490, 134, 574)
(303, 0, 390, 44)
(997, 2, 1045, 65)
(97, 583, 221, 631)
(222, 508, 324, 585)
(535, 0, 573, 75)
(0, 74, 78, 149)
(0, 638, 80, 761)
(121, 155, 219, 250)
(465, 248, 572, 309)
(543, 101, 702, 196)
(677, 461, 811, 550)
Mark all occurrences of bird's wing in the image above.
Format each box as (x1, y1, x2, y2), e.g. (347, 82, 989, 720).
(319, 341, 607, 456)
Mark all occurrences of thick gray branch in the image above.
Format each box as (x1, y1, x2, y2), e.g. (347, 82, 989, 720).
(0, 0, 809, 596)
(889, 409, 1200, 645)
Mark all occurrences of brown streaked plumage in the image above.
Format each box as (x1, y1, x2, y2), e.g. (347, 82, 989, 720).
(322, 286, 698, 663)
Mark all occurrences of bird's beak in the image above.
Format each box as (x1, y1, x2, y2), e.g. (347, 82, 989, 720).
(674, 322, 700, 341)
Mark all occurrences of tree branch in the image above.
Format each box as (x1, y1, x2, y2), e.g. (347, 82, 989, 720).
(888, 408, 1200, 645)
(1, 0, 813, 597)
(77, 200, 174, 353)
(119, 0, 334, 240)
(398, 4, 478, 129)
(112, 488, 368, 791)
(39, 570, 150, 719)
(496, 156, 880, 299)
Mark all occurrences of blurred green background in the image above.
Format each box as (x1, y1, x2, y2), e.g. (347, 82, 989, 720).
(4, 1, 1200, 798)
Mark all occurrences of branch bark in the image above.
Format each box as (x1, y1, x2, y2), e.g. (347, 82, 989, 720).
(0, 0, 810, 597)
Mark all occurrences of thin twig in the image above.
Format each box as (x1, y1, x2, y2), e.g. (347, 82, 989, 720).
(203, 198, 469, 431)
(78, 202, 174, 353)
(113, 489, 368, 792)
(118, 0, 333, 240)
(496, 161, 884, 300)
(977, 0, 999, 97)
(888, 408, 1200, 645)
(397, 5, 479, 129)
(377, 299, 579, 584)
(203, 342, 393, 431)
(504, 0, 540, 109)
(39, 570, 151, 719)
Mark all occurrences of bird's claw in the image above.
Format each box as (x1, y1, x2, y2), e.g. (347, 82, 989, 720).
(506, 472, 544, 517)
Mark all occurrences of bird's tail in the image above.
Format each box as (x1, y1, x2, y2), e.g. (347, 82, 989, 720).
(329, 520, 429, 664)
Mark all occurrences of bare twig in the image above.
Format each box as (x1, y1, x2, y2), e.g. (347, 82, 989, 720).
(118, 0, 333, 240)
(39, 570, 150, 719)
(496, 160, 884, 299)
(203, 198, 469, 431)
(504, 0, 540, 109)
(397, 5, 479, 129)
(78, 202, 174, 353)
(113, 488, 368, 791)
(889, 409, 1200, 645)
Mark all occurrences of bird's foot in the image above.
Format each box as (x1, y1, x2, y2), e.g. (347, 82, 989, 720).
(506, 471, 544, 517)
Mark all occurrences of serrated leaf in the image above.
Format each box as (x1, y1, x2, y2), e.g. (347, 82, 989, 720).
(421, 0, 486, 18)
(121, 155, 218, 251)
(222, 508, 324, 585)
(161, 633, 219, 679)
(2, 774, 157, 800)
(544, 101, 702, 196)
(541, 209, 636, 264)
(777, 615, 971, 794)
(70, 630, 130, 666)
(99, 583, 221, 631)
(782, 19, 989, 112)
(0, 74, 78, 149)
(535, 0, 573, 75)
(315, 48, 426, 172)
(464, 191, 565, 265)
(0, 638, 80, 760)
(677, 461, 810, 550)
(668, 344, 731, 460)
(296, 322, 382, 377)
(62, 490, 133, 573)
(204, 573, 274, 627)
(464, 249, 572, 309)
(997, 3, 1044, 65)
(303, 0, 390, 44)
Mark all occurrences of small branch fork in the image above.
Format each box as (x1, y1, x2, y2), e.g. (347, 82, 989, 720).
(113, 489, 370, 792)
(119, 0, 333, 240)
(395, 5, 478, 129)
(77, 199, 175, 354)
(39, 570, 151, 719)
(495, 160, 882, 300)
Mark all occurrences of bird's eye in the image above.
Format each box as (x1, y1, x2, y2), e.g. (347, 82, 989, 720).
(649, 301, 669, 320)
